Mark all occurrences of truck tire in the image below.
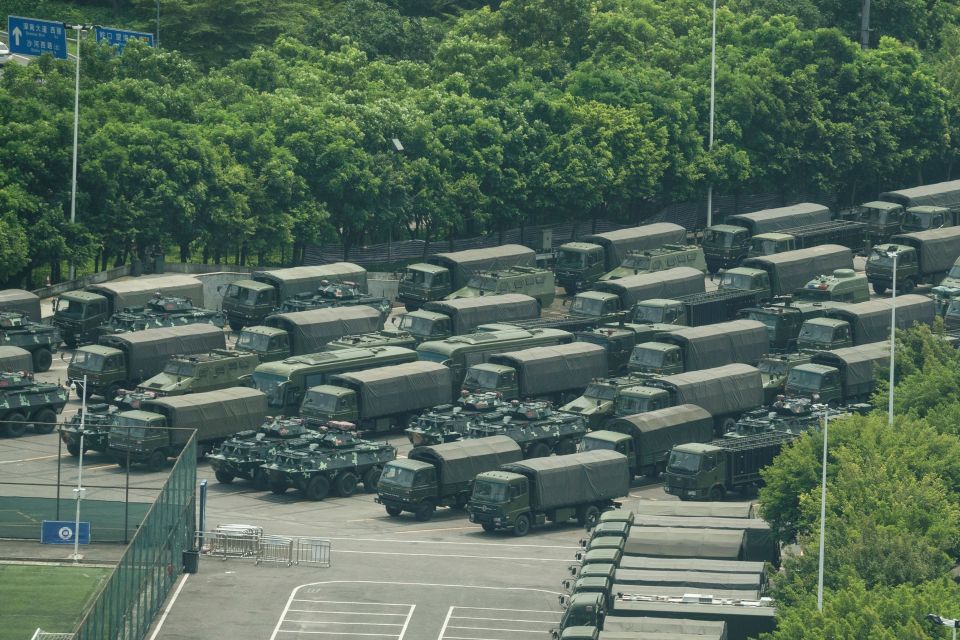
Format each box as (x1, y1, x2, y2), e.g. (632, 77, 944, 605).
(362, 467, 382, 493)
(1, 411, 27, 438)
(385, 505, 402, 517)
(270, 480, 289, 495)
(563, 285, 578, 296)
(719, 417, 737, 434)
(872, 282, 887, 295)
(481, 523, 496, 532)
(105, 384, 122, 403)
(709, 485, 725, 501)
(228, 319, 244, 332)
(32, 408, 57, 434)
(146, 450, 166, 472)
(334, 471, 358, 497)
(252, 468, 269, 490)
(557, 439, 577, 455)
(414, 501, 436, 522)
(513, 514, 531, 537)
(902, 278, 916, 294)
(581, 506, 601, 529)
(528, 442, 551, 459)
(305, 475, 330, 501)
(32, 348, 53, 373)
(215, 470, 235, 484)
(67, 443, 82, 457)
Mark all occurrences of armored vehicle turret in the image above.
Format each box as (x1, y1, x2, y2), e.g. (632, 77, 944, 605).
(209, 417, 315, 489)
(0, 371, 69, 438)
(59, 403, 118, 456)
(466, 399, 588, 458)
(405, 391, 507, 447)
(96, 295, 226, 338)
(278, 281, 392, 318)
(0, 312, 62, 372)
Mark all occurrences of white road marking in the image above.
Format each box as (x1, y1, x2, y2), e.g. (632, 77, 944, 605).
(147, 573, 190, 640)
(333, 549, 572, 562)
(439, 605, 558, 640)
(0, 454, 59, 464)
(325, 536, 578, 550)
(273, 598, 414, 640)
(437, 607, 454, 640)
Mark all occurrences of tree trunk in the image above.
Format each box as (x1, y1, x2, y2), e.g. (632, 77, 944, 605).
(179, 242, 190, 263)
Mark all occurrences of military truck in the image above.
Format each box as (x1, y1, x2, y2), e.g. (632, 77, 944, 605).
(67, 324, 226, 400)
(0, 289, 41, 322)
(790, 269, 870, 304)
(571, 268, 705, 319)
(600, 245, 706, 281)
(221, 263, 366, 331)
(867, 227, 960, 295)
(107, 387, 268, 470)
(417, 327, 574, 389)
(208, 417, 316, 489)
(300, 361, 452, 433)
(325, 328, 418, 351)
(879, 179, 960, 217)
(796, 294, 934, 351)
(900, 206, 958, 233)
(465, 400, 589, 458)
(0, 345, 33, 373)
(628, 320, 769, 376)
(398, 245, 535, 310)
(580, 405, 714, 478)
(703, 202, 833, 273)
(720, 245, 853, 302)
(59, 403, 117, 456)
(747, 220, 868, 257)
(559, 374, 661, 430)
(0, 312, 61, 372)
(237, 306, 383, 362)
(575, 326, 650, 376)
(756, 353, 812, 403)
(615, 364, 764, 435)
(277, 281, 391, 319)
(445, 266, 556, 308)
(404, 391, 508, 446)
(376, 435, 523, 520)
(631, 289, 760, 330)
(96, 296, 226, 338)
(53, 275, 204, 348)
(785, 341, 889, 405)
(555, 224, 687, 294)
(556, 615, 729, 640)
(0, 371, 69, 438)
(665, 431, 797, 501)
(461, 342, 608, 403)
(845, 200, 904, 245)
(392, 294, 540, 343)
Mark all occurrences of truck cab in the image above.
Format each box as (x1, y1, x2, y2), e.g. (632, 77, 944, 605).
(235, 326, 291, 362)
(703, 225, 751, 272)
(376, 458, 439, 516)
(866, 243, 919, 294)
(758, 353, 812, 403)
(576, 328, 642, 376)
(748, 232, 797, 257)
(580, 431, 636, 474)
(554, 592, 606, 637)
(561, 381, 627, 429)
(663, 442, 724, 500)
(220, 280, 277, 331)
(555, 243, 605, 293)
(569, 292, 622, 318)
(792, 269, 869, 304)
(446, 267, 555, 308)
(67, 345, 126, 398)
(108, 409, 169, 470)
(398, 264, 451, 309)
(135, 349, 257, 397)
(461, 363, 517, 398)
(601, 245, 706, 280)
(468, 471, 529, 531)
(901, 206, 954, 233)
(796, 318, 852, 351)
(299, 384, 357, 427)
(944, 297, 960, 330)
(939, 257, 960, 289)
(718, 268, 771, 300)
(615, 386, 670, 416)
(851, 201, 904, 245)
(784, 363, 841, 404)
(53, 291, 110, 347)
(627, 343, 683, 375)
(738, 303, 826, 353)
(631, 298, 687, 326)
(393, 311, 452, 342)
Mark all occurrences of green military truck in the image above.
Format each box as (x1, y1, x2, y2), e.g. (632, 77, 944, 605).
(785, 341, 889, 405)
(867, 227, 960, 295)
(556, 615, 728, 640)
(757, 353, 812, 403)
(237, 306, 383, 362)
(53, 275, 204, 348)
(555, 224, 687, 294)
(107, 387, 268, 470)
(0, 345, 33, 373)
(376, 435, 523, 521)
(631, 289, 760, 330)
(221, 263, 366, 331)
(0, 371, 69, 437)
(96, 296, 226, 338)
(580, 404, 714, 478)
(900, 206, 958, 233)
(720, 244, 853, 302)
(845, 200, 903, 245)
(461, 342, 608, 403)
(879, 179, 960, 219)
(468, 450, 630, 535)
(0, 312, 61, 372)
(747, 220, 868, 258)
(393, 294, 541, 343)
(703, 202, 832, 273)
(300, 361, 453, 433)
(445, 266, 556, 308)
(0, 289, 41, 322)
(67, 324, 226, 400)
(628, 320, 769, 376)
(796, 294, 934, 351)
(251, 346, 417, 414)
(398, 245, 536, 310)
(571, 267, 705, 319)
(600, 245, 706, 281)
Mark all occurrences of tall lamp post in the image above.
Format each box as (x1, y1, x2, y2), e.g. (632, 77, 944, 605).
(928, 614, 959, 640)
(887, 249, 898, 426)
(706, 0, 718, 229)
(156, 0, 160, 49)
(68, 375, 88, 562)
(67, 25, 92, 281)
(815, 401, 829, 612)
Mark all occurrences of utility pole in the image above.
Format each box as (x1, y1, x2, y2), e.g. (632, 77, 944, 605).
(67, 24, 92, 281)
(860, 0, 871, 49)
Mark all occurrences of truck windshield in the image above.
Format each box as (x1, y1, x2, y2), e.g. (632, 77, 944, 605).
(163, 361, 195, 377)
(56, 298, 86, 318)
(114, 415, 152, 433)
(798, 323, 833, 344)
(868, 252, 895, 266)
(379, 465, 416, 487)
(632, 304, 665, 324)
(667, 450, 701, 474)
(471, 479, 509, 503)
(301, 392, 339, 413)
(70, 351, 106, 372)
(224, 284, 257, 304)
(253, 372, 287, 395)
(703, 229, 734, 247)
(416, 349, 450, 364)
(947, 300, 960, 317)
(757, 359, 787, 376)
(949, 264, 960, 280)
(581, 436, 615, 452)
(236, 332, 270, 352)
(719, 273, 753, 291)
(750, 238, 780, 255)
(402, 269, 432, 286)
(629, 348, 664, 369)
(858, 208, 886, 224)
(616, 395, 649, 415)
(584, 383, 617, 401)
(786, 369, 823, 390)
(570, 297, 603, 317)
(398, 315, 436, 337)
(556, 250, 587, 269)
(462, 369, 500, 391)
(621, 255, 651, 270)
(903, 211, 932, 230)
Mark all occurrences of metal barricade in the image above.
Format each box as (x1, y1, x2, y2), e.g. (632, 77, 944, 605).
(201, 524, 262, 560)
(295, 537, 332, 567)
(257, 535, 295, 567)
(31, 631, 75, 640)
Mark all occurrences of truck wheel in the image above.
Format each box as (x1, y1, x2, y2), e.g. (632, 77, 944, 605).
(413, 501, 436, 522)
(385, 505, 402, 517)
(270, 480, 289, 495)
(252, 468, 269, 490)
(362, 467, 382, 493)
(528, 443, 551, 459)
(578, 506, 601, 528)
(32, 408, 57, 434)
(902, 278, 916, 294)
(454, 493, 470, 510)
(513, 514, 531, 537)
(305, 475, 330, 501)
(557, 439, 577, 455)
(32, 348, 53, 373)
(563, 285, 578, 296)
(335, 471, 358, 497)
(719, 417, 737, 434)
(67, 443, 82, 457)
(872, 282, 887, 295)
(404, 303, 419, 312)
(215, 470, 235, 484)
(116, 454, 130, 468)
(228, 319, 244, 332)
(146, 450, 166, 472)
(709, 486, 725, 502)
(1, 411, 27, 438)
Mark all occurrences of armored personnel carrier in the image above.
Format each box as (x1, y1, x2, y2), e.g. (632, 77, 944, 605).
(59, 403, 118, 456)
(725, 397, 850, 438)
(96, 296, 226, 337)
(209, 417, 316, 489)
(278, 281, 392, 319)
(0, 372, 69, 437)
(325, 328, 418, 351)
(466, 400, 588, 458)
(262, 422, 397, 500)
(0, 312, 62, 372)
(405, 391, 508, 446)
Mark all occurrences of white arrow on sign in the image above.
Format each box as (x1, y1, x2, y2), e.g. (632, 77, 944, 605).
(11, 26, 21, 46)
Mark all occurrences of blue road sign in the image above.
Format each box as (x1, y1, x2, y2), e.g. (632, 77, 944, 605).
(41, 520, 90, 545)
(6, 16, 68, 60)
(95, 26, 153, 53)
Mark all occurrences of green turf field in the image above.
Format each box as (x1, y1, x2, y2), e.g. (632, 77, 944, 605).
(0, 564, 111, 640)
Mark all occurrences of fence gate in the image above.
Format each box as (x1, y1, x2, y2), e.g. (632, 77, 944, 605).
(295, 537, 332, 567)
(198, 525, 330, 569)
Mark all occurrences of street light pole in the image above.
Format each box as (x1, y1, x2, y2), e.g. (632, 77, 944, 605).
(156, 0, 160, 49)
(70, 374, 88, 562)
(888, 250, 898, 426)
(928, 614, 960, 639)
(67, 25, 86, 281)
(706, 0, 717, 229)
(816, 405, 828, 612)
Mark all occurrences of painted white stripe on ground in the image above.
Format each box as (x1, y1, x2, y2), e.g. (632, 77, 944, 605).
(332, 549, 571, 562)
(324, 536, 577, 550)
(437, 607, 454, 640)
(450, 616, 556, 624)
(397, 604, 414, 640)
(147, 573, 190, 640)
(286, 609, 407, 616)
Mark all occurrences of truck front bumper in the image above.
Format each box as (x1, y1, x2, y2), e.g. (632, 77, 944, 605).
(664, 484, 706, 500)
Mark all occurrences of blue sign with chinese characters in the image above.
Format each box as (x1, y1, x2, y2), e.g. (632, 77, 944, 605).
(7, 16, 68, 59)
(41, 520, 90, 545)
(95, 26, 154, 53)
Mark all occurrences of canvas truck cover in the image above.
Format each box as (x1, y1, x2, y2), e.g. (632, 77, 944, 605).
(741, 244, 852, 295)
(628, 516, 774, 563)
(880, 179, 960, 209)
(592, 268, 706, 308)
(613, 568, 762, 593)
(408, 435, 522, 487)
(617, 556, 765, 576)
(253, 263, 367, 297)
(423, 294, 539, 334)
(608, 584, 761, 602)
(0, 346, 33, 373)
(100, 324, 226, 379)
(0, 289, 41, 322)
(582, 223, 687, 270)
(487, 342, 607, 396)
(629, 501, 756, 519)
(811, 341, 890, 389)
(87, 275, 204, 311)
(332, 361, 452, 418)
(622, 527, 747, 559)
(824, 295, 934, 344)
(265, 306, 383, 353)
(607, 405, 713, 461)
(500, 450, 629, 511)
(890, 226, 960, 273)
(607, 601, 775, 640)
(726, 203, 832, 235)
(657, 364, 763, 417)
(428, 245, 536, 288)
(601, 618, 728, 640)
(654, 321, 769, 372)
(142, 387, 267, 447)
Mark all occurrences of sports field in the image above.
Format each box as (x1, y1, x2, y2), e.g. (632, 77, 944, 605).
(0, 564, 111, 640)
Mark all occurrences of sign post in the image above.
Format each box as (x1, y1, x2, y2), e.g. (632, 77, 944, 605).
(6, 16, 68, 59)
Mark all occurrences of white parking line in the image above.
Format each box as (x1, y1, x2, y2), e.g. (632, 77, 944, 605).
(273, 599, 415, 640)
(437, 606, 557, 640)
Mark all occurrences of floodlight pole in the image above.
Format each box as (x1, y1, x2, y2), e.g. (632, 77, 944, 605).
(706, 0, 717, 228)
(71, 374, 88, 562)
(67, 24, 91, 281)
(816, 406, 828, 611)
(888, 250, 897, 426)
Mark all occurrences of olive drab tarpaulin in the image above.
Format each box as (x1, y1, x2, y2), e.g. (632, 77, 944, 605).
(331, 361, 452, 418)
(605, 600, 776, 638)
(0, 289, 41, 322)
(628, 515, 776, 564)
(429, 245, 536, 289)
(254, 263, 368, 296)
(265, 306, 383, 354)
(592, 267, 705, 308)
(616, 554, 766, 576)
(611, 567, 763, 591)
(823, 294, 934, 345)
(487, 342, 607, 397)
(811, 341, 891, 389)
(0, 346, 34, 373)
(423, 294, 540, 334)
(607, 404, 714, 468)
(655, 364, 763, 419)
(99, 324, 226, 380)
(890, 226, 960, 274)
(652, 320, 770, 372)
(741, 244, 853, 295)
(726, 202, 832, 236)
(602, 617, 729, 640)
(880, 179, 960, 209)
(408, 435, 522, 487)
(622, 526, 748, 560)
(141, 387, 268, 447)
(629, 500, 756, 519)
(87, 275, 204, 311)
(582, 223, 687, 270)
(499, 450, 629, 511)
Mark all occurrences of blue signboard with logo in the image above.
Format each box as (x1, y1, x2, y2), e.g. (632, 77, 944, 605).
(7, 16, 68, 59)
(95, 26, 154, 53)
(41, 520, 90, 545)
